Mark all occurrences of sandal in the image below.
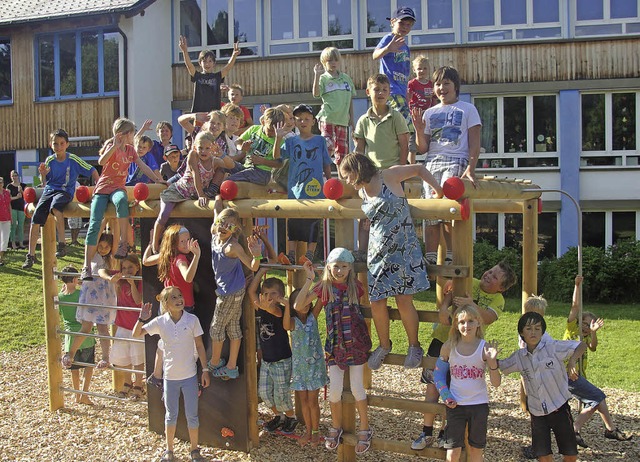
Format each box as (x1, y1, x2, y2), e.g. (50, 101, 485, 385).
(190, 448, 207, 461)
(129, 385, 145, 401)
(355, 428, 373, 455)
(61, 352, 72, 369)
(116, 382, 132, 398)
(159, 449, 175, 462)
(95, 359, 110, 370)
(324, 427, 343, 450)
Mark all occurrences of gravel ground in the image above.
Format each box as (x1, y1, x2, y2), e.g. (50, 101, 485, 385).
(0, 347, 637, 462)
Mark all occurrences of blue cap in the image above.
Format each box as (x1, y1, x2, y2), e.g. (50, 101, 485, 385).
(387, 7, 416, 21)
(327, 247, 354, 263)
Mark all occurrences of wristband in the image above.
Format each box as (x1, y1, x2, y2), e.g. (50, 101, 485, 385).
(252, 254, 262, 260)
(138, 317, 150, 323)
(490, 366, 499, 371)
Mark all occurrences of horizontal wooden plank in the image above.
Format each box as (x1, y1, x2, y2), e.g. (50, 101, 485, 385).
(341, 433, 448, 460)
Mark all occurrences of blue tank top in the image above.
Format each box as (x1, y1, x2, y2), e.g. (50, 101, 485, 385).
(211, 236, 245, 296)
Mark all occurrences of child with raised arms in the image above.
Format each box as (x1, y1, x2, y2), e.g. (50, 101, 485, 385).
(339, 152, 442, 371)
(295, 249, 373, 454)
(134, 287, 210, 462)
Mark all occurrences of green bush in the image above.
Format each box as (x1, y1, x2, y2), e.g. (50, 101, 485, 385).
(473, 240, 522, 298)
(597, 240, 640, 303)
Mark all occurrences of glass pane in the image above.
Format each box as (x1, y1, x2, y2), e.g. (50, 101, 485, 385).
(300, 1, 322, 38)
(272, 0, 293, 40)
(428, 0, 453, 29)
(469, 0, 495, 27)
(575, 23, 621, 36)
(612, 212, 636, 242)
(103, 32, 120, 93)
(517, 27, 562, 39)
(410, 33, 456, 44)
(538, 212, 557, 260)
(612, 93, 636, 151)
(270, 42, 309, 54)
(533, 95, 556, 152)
(0, 39, 11, 101)
(312, 39, 354, 51)
(501, 0, 526, 25)
(533, 0, 559, 23)
(582, 212, 605, 248)
(577, 0, 603, 21)
(207, 0, 229, 45)
(234, 0, 256, 43)
(38, 36, 55, 97)
(475, 213, 498, 246)
(504, 96, 527, 152)
(469, 30, 512, 41)
(328, 0, 352, 35)
(59, 33, 77, 96)
(367, 0, 390, 33)
(611, 0, 637, 19)
(505, 213, 523, 250)
(80, 32, 98, 94)
(581, 94, 605, 151)
(180, 0, 202, 47)
(403, 0, 422, 30)
(475, 97, 497, 153)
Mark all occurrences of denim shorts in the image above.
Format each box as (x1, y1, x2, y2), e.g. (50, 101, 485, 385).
(568, 375, 606, 410)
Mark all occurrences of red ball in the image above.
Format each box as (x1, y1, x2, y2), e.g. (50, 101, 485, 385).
(24, 203, 33, 218)
(323, 178, 344, 200)
(220, 180, 238, 201)
(443, 177, 465, 200)
(23, 187, 37, 204)
(75, 185, 90, 203)
(133, 182, 150, 201)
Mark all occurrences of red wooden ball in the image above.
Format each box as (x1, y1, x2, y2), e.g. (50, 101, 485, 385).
(220, 180, 238, 201)
(443, 177, 465, 200)
(133, 182, 150, 201)
(23, 187, 37, 204)
(323, 178, 344, 200)
(75, 185, 90, 203)
(24, 203, 33, 218)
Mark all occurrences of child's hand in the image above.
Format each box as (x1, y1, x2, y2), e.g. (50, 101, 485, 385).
(453, 294, 472, 309)
(179, 35, 188, 53)
(387, 34, 405, 52)
(198, 196, 208, 208)
(259, 104, 268, 114)
(240, 140, 253, 152)
(201, 369, 210, 388)
(575, 275, 583, 286)
(443, 280, 453, 295)
(38, 162, 50, 176)
(411, 108, 426, 131)
(444, 397, 457, 409)
(249, 154, 264, 166)
(274, 121, 288, 139)
(247, 234, 262, 257)
(231, 42, 240, 58)
(188, 238, 201, 258)
(113, 132, 126, 149)
(254, 293, 274, 310)
(313, 63, 324, 74)
(252, 225, 269, 240)
(140, 302, 153, 321)
(303, 260, 315, 280)
(590, 318, 604, 332)
(110, 272, 122, 283)
(141, 119, 153, 133)
(461, 167, 477, 188)
(483, 340, 500, 365)
(567, 360, 579, 381)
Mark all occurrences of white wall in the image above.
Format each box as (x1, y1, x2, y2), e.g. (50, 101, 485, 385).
(580, 170, 640, 201)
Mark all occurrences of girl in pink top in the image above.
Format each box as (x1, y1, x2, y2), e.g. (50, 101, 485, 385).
(0, 177, 12, 266)
(81, 118, 163, 281)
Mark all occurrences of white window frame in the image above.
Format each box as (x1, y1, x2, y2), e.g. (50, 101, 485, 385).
(174, 0, 260, 61)
(572, 0, 640, 37)
(265, 0, 357, 56)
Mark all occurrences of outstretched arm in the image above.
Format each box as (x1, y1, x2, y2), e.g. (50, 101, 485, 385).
(567, 275, 583, 323)
(483, 340, 502, 387)
(220, 43, 240, 79)
(295, 260, 320, 311)
(179, 35, 196, 77)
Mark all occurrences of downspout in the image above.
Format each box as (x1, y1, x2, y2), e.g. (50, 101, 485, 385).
(114, 13, 128, 117)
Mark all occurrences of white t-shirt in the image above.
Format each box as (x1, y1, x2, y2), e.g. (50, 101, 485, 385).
(422, 100, 482, 159)
(226, 134, 238, 157)
(143, 311, 203, 380)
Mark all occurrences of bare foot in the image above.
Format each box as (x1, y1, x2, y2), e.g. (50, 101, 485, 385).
(298, 432, 311, 447)
(310, 431, 322, 447)
(80, 396, 94, 405)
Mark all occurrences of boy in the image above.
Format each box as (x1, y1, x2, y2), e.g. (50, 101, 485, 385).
(126, 135, 160, 185)
(221, 103, 245, 157)
(58, 266, 94, 404)
(407, 55, 438, 164)
(373, 6, 416, 134)
(179, 35, 240, 113)
(273, 104, 332, 264)
(23, 129, 99, 268)
(160, 144, 182, 181)
(139, 120, 174, 168)
(499, 312, 586, 462)
(413, 66, 481, 265)
(228, 107, 285, 186)
(412, 261, 517, 450)
(312, 47, 356, 170)
(248, 268, 298, 434)
(222, 84, 253, 135)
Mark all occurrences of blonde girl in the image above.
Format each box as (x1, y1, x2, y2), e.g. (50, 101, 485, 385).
(295, 248, 373, 455)
(434, 305, 500, 462)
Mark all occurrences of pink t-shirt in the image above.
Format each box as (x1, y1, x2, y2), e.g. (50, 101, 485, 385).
(408, 78, 438, 111)
(94, 144, 137, 195)
(0, 190, 11, 222)
(115, 279, 142, 330)
(166, 254, 195, 307)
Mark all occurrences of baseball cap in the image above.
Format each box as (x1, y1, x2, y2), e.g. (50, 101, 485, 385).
(326, 247, 355, 264)
(164, 144, 181, 156)
(292, 104, 314, 117)
(387, 7, 416, 21)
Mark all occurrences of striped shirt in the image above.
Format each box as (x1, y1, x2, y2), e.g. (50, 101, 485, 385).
(44, 152, 95, 196)
(499, 338, 580, 416)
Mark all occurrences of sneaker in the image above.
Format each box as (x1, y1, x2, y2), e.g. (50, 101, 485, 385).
(352, 250, 367, 263)
(280, 416, 299, 434)
(425, 256, 437, 265)
(277, 253, 291, 265)
(575, 432, 589, 448)
(114, 241, 128, 259)
(411, 432, 435, 450)
(189, 448, 207, 462)
(146, 375, 163, 392)
(368, 342, 392, 370)
(210, 365, 239, 380)
(436, 428, 446, 448)
(405, 345, 424, 369)
(521, 445, 536, 459)
(265, 415, 283, 432)
(80, 266, 93, 281)
(55, 242, 67, 258)
(420, 368, 434, 385)
(22, 253, 35, 269)
(604, 427, 632, 441)
(207, 358, 226, 372)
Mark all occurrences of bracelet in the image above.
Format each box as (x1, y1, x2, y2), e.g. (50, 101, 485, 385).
(138, 317, 150, 323)
(490, 366, 499, 371)
(252, 255, 262, 260)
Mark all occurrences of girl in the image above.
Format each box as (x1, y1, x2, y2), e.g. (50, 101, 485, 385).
(152, 131, 232, 252)
(283, 288, 327, 447)
(81, 118, 163, 281)
(434, 306, 500, 462)
(0, 177, 10, 265)
(64, 232, 117, 369)
(208, 199, 262, 379)
(7, 170, 26, 249)
(143, 224, 201, 389)
(134, 287, 209, 462)
(339, 152, 443, 370)
(295, 248, 373, 455)
(109, 254, 145, 400)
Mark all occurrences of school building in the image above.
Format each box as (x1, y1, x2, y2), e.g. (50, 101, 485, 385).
(1, 0, 638, 259)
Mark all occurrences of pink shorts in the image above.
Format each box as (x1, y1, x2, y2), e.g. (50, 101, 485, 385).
(319, 121, 349, 165)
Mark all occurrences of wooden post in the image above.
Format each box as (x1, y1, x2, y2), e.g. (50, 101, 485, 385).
(521, 199, 538, 310)
(43, 217, 64, 411)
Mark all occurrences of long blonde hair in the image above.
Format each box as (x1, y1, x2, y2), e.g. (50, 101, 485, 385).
(317, 262, 360, 305)
(157, 224, 190, 282)
(448, 305, 484, 347)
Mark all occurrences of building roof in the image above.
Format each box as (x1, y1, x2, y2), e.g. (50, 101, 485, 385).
(0, 0, 156, 26)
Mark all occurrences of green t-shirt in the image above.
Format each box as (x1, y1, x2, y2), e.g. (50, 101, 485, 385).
(59, 291, 95, 352)
(353, 106, 409, 169)
(239, 124, 277, 172)
(563, 319, 588, 377)
(315, 71, 356, 127)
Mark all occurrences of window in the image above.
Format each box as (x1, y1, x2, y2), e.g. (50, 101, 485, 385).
(466, 0, 562, 43)
(538, 212, 558, 260)
(266, 0, 355, 55)
(574, 0, 640, 36)
(475, 213, 499, 246)
(581, 92, 637, 166)
(364, 0, 455, 48)
(582, 212, 605, 248)
(178, 0, 258, 60)
(612, 211, 636, 243)
(36, 29, 120, 100)
(0, 38, 11, 104)
(474, 94, 558, 168)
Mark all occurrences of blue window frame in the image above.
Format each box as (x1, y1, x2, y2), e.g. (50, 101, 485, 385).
(0, 37, 11, 104)
(35, 28, 120, 101)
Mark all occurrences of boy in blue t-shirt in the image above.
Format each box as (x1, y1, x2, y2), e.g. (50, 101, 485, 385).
(126, 135, 160, 185)
(273, 104, 332, 264)
(23, 129, 99, 268)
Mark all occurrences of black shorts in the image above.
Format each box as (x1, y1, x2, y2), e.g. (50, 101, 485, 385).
(531, 401, 578, 458)
(32, 189, 72, 225)
(69, 346, 95, 370)
(287, 218, 319, 243)
(444, 403, 489, 449)
(420, 338, 444, 384)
